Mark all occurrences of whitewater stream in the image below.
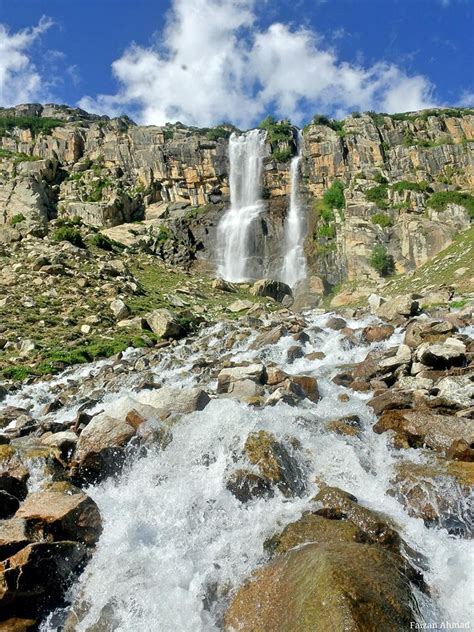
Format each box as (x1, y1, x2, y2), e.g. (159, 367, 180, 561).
(2, 312, 472, 631)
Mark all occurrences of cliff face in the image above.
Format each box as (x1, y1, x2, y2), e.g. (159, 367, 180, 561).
(0, 104, 473, 285)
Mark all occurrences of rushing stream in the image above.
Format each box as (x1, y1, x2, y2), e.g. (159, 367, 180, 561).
(3, 312, 472, 631)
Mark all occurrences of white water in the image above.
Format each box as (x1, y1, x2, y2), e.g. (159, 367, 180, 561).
(9, 314, 468, 631)
(280, 133, 307, 288)
(216, 130, 267, 282)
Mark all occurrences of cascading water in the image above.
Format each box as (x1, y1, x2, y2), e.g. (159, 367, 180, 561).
(280, 132, 308, 288)
(1, 314, 470, 631)
(216, 130, 267, 282)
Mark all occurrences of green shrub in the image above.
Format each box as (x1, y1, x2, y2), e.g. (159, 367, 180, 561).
(51, 226, 85, 248)
(10, 213, 26, 226)
(258, 115, 293, 144)
(373, 172, 388, 185)
(205, 127, 232, 141)
(392, 180, 430, 193)
(157, 226, 173, 242)
(427, 191, 474, 218)
(323, 180, 345, 210)
(370, 245, 395, 276)
(317, 224, 336, 238)
(365, 185, 389, 208)
(371, 213, 393, 228)
(89, 233, 121, 251)
(351, 111, 361, 118)
(366, 111, 388, 127)
(272, 147, 292, 162)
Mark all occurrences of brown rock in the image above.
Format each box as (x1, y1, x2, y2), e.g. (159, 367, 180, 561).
(289, 375, 320, 402)
(367, 390, 414, 416)
(361, 324, 394, 344)
(225, 470, 274, 503)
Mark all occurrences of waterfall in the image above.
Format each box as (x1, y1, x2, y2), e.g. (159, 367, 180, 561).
(216, 130, 267, 282)
(280, 133, 307, 288)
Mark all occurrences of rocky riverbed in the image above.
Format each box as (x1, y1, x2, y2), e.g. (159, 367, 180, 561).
(0, 293, 472, 631)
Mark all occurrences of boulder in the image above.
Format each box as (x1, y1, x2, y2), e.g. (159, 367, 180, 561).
(417, 338, 466, 369)
(250, 279, 293, 304)
(72, 413, 136, 483)
(327, 415, 362, 437)
(436, 375, 474, 408)
(288, 375, 319, 403)
(109, 298, 130, 320)
(0, 519, 31, 561)
(224, 542, 417, 632)
(227, 299, 253, 313)
(325, 317, 347, 331)
(225, 469, 274, 503)
(146, 308, 184, 339)
(361, 324, 394, 344)
(217, 364, 266, 394)
(244, 431, 306, 497)
(0, 541, 89, 619)
(373, 410, 474, 454)
(0, 618, 36, 631)
(376, 295, 419, 321)
(0, 491, 20, 520)
(367, 390, 414, 416)
(250, 325, 287, 350)
(286, 345, 304, 363)
(15, 482, 102, 546)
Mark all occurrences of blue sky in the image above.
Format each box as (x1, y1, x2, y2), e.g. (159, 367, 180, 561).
(0, 0, 473, 127)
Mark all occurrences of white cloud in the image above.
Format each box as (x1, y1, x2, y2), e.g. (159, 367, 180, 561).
(459, 90, 474, 107)
(79, 0, 436, 126)
(0, 17, 53, 106)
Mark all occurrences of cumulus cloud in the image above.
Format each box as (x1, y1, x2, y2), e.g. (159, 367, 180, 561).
(0, 17, 53, 106)
(79, 0, 436, 126)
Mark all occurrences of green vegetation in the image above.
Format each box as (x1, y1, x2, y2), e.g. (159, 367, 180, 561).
(205, 127, 233, 141)
(10, 213, 26, 226)
(427, 191, 474, 218)
(0, 147, 41, 164)
(272, 148, 293, 162)
(392, 180, 430, 193)
(390, 107, 473, 122)
(365, 185, 389, 208)
(373, 172, 388, 185)
(156, 226, 173, 242)
(86, 176, 112, 202)
(258, 115, 294, 161)
(323, 179, 345, 210)
(317, 224, 336, 238)
(450, 299, 468, 309)
(371, 213, 393, 228)
(370, 245, 395, 276)
(51, 226, 85, 248)
(89, 233, 123, 252)
(310, 115, 344, 133)
(0, 116, 63, 138)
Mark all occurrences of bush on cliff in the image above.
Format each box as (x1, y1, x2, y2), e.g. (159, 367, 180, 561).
(370, 245, 394, 276)
(427, 191, 474, 218)
(52, 226, 85, 248)
(323, 180, 345, 210)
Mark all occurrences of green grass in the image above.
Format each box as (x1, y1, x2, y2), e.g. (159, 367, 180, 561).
(392, 180, 430, 193)
(371, 213, 393, 228)
(427, 191, 474, 218)
(10, 213, 26, 226)
(88, 233, 123, 252)
(0, 116, 63, 138)
(51, 227, 85, 248)
(0, 147, 41, 164)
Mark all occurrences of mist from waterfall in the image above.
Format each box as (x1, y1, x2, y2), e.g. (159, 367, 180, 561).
(280, 133, 307, 288)
(216, 130, 267, 282)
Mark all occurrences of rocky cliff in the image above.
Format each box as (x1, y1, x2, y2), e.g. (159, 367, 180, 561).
(0, 103, 473, 284)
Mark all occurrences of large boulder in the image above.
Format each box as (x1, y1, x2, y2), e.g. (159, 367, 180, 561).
(224, 541, 417, 632)
(146, 308, 184, 339)
(217, 364, 266, 394)
(15, 482, 102, 546)
(416, 337, 466, 369)
(376, 295, 419, 322)
(250, 279, 293, 304)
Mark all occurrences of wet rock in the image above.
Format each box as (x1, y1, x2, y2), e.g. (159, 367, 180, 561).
(289, 375, 320, 403)
(224, 542, 417, 632)
(373, 410, 474, 454)
(0, 491, 20, 520)
(327, 415, 362, 437)
(266, 512, 366, 555)
(305, 351, 326, 361)
(212, 278, 237, 292)
(250, 279, 293, 304)
(0, 618, 37, 631)
(225, 469, 274, 503)
(266, 366, 290, 385)
(217, 364, 266, 394)
(361, 324, 394, 344)
(244, 431, 306, 497)
(265, 380, 305, 407)
(72, 413, 136, 483)
(139, 387, 211, 418)
(0, 519, 31, 561)
(0, 408, 31, 431)
(447, 439, 474, 462)
(313, 486, 401, 550)
(146, 308, 184, 339)
(286, 345, 304, 363)
(367, 390, 414, 416)
(325, 317, 347, 330)
(0, 541, 89, 619)
(41, 431, 77, 465)
(0, 446, 29, 500)
(16, 482, 102, 546)
(250, 325, 287, 350)
(404, 319, 456, 348)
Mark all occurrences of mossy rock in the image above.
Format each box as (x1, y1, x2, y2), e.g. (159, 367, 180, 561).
(224, 542, 418, 632)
